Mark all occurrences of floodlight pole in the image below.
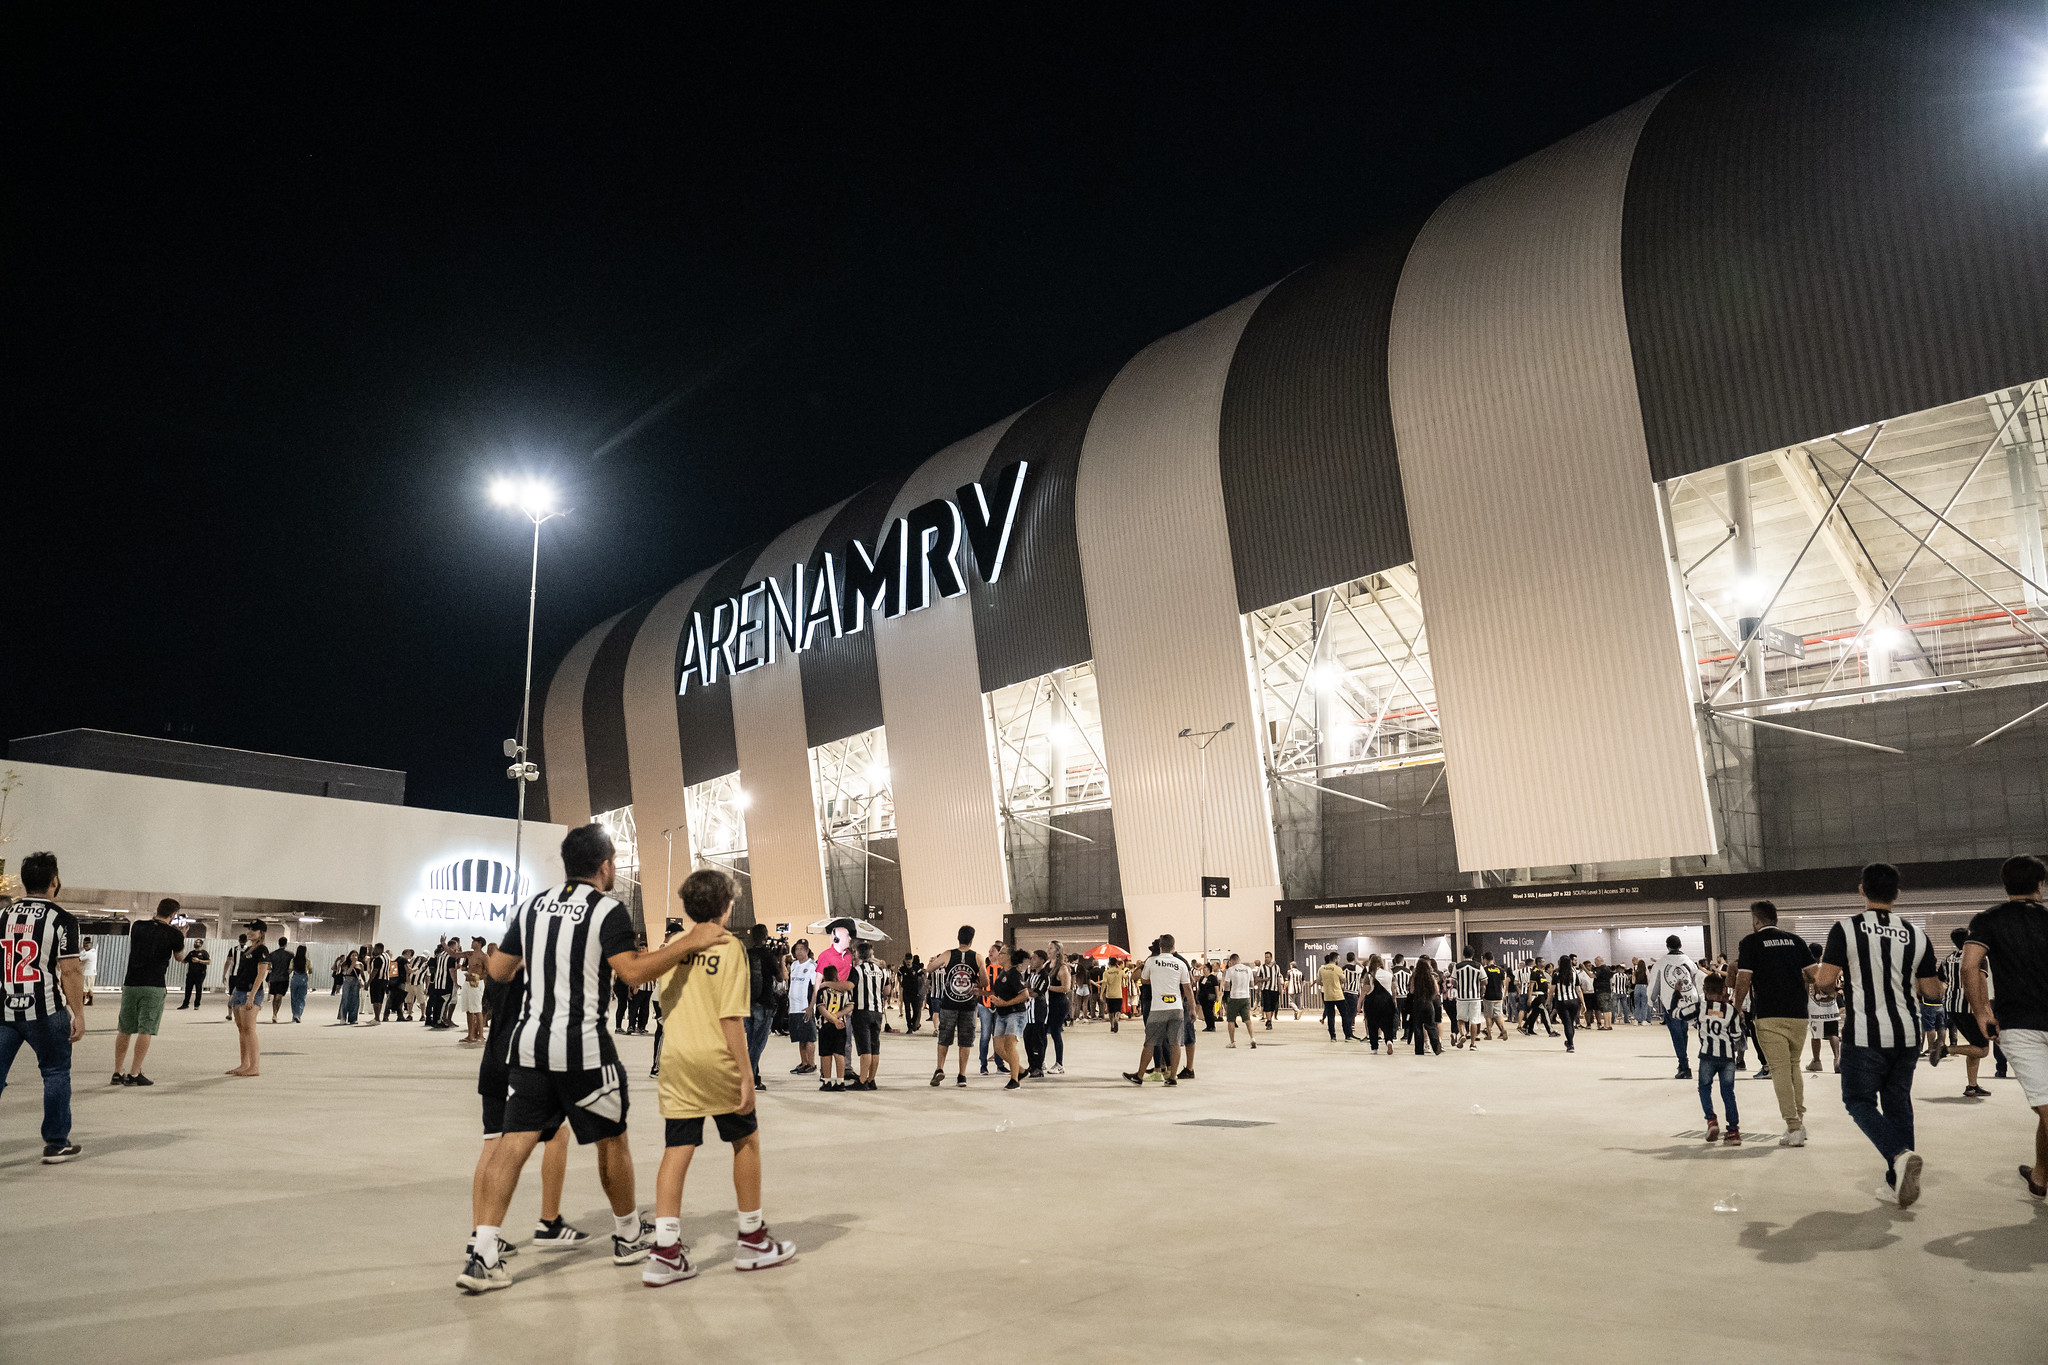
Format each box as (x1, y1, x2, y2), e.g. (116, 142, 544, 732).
(505, 504, 562, 904)
(1178, 721, 1235, 958)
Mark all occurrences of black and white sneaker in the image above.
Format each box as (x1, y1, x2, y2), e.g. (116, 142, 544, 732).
(456, 1252, 511, 1293)
(465, 1236, 519, 1261)
(41, 1141, 82, 1164)
(532, 1217, 590, 1252)
(612, 1221, 656, 1265)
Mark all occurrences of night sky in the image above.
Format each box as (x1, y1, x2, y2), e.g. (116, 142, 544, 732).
(5, 3, 1844, 817)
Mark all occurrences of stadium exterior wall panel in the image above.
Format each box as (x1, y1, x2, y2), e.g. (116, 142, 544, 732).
(799, 475, 913, 748)
(621, 565, 716, 923)
(1387, 91, 1718, 872)
(581, 595, 656, 815)
(674, 546, 762, 785)
(539, 610, 622, 831)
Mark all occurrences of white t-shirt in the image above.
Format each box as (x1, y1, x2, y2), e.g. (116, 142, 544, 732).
(1223, 963, 1253, 999)
(1143, 954, 1192, 1016)
(786, 959, 818, 1012)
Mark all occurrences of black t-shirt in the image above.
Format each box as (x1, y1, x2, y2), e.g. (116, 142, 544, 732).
(123, 918, 185, 988)
(184, 946, 211, 978)
(268, 946, 294, 983)
(231, 943, 270, 991)
(1482, 964, 1505, 1000)
(1965, 899, 2048, 1032)
(1197, 974, 1219, 1004)
(1736, 927, 1812, 1018)
(994, 967, 1026, 1015)
(479, 973, 522, 1083)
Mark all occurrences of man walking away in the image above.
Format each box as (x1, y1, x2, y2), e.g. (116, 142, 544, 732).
(1222, 954, 1256, 1049)
(1339, 953, 1362, 1041)
(115, 898, 188, 1085)
(642, 867, 797, 1284)
(460, 824, 728, 1294)
(1258, 952, 1281, 1031)
(471, 940, 588, 1263)
(1521, 960, 1556, 1038)
(1805, 943, 1843, 1074)
(929, 926, 981, 1088)
(1125, 936, 1192, 1085)
(1480, 952, 1509, 1041)
(1815, 863, 1941, 1209)
(1732, 901, 1813, 1146)
(1, 851, 87, 1162)
(1939, 927, 1993, 1097)
(178, 937, 210, 1009)
(898, 953, 924, 1036)
(745, 925, 777, 1087)
(1960, 855, 2048, 1199)
(1318, 954, 1344, 1039)
(266, 936, 293, 1023)
(1649, 937, 1702, 1078)
(1453, 948, 1486, 1051)
(1631, 958, 1650, 1025)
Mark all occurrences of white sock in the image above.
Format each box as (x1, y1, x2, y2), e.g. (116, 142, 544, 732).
(614, 1211, 640, 1240)
(738, 1209, 763, 1235)
(655, 1216, 682, 1247)
(475, 1226, 501, 1267)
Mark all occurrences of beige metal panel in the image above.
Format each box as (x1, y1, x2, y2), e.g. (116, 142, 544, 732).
(539, 610, 624, 831)
(1075, 288, 1283, 960)
(729, 506, 845, 929)
(874, 414, 1021, 955)
(621, 565, 716, 923)
(1386, 91, 1716, 871)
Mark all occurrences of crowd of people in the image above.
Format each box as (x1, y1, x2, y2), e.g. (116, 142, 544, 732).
(4, 835, 2044, 1287)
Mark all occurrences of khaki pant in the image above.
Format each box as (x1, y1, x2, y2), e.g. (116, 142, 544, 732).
(1754, 1016, 1809, 1129)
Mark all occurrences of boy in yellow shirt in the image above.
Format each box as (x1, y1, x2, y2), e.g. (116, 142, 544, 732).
(643, 868, 797, 1285)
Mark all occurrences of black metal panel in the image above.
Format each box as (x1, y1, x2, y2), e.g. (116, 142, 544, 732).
(1219, 216, 1426, 611)
(970, 371, 1114, 692)
(799, 475, 911, 747)
(580, 594, 658, 815)
(6, 728, 406, 804)
(1622, 8, 2048, 481)
(673, 545, 764, 785)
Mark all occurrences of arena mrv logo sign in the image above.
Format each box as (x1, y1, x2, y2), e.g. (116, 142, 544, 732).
(411, 856, 531, 925)
(678, 461, 1028, 694)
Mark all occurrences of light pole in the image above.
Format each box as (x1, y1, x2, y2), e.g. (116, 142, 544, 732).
(662, 827, 675, 926)
(1177, 720, 1234, 958)
(491, 478, 564, 906)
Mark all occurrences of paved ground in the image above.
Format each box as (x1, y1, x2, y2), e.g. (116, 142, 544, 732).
(3, 999, 2044, 1363)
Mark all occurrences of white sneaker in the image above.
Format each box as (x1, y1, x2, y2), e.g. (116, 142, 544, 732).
(641, 1240, 698, 1286)
(1779, 1127, 1807, 1148)
(734, 1225, 797, 1271)
(612, 1221, 656, 1265)
(456, 1252, 512, 1293)
(1048, 1064, 1063, 1074)
(1895, 1150, 1924, 1209)
(1872, 1181, 1900, 1206)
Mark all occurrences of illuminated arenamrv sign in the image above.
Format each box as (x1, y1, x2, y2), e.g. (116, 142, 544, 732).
(678, 461, 1028, 694)
(411, 856, 530, 925)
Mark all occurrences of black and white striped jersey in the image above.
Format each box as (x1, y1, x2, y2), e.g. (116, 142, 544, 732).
(853, 959, 890, 1013)
(1939, 948, 1968, 1013)
(1341, 964, 1362, 995)
(1822, 911, 1937, 1050)
(499, 881, 638, 1071)
(1551, 968, 1581, 1003)
(1695, 1000, 1739, 1059)
(1255, 963, 1279, 991)
(1454, 962, 1486, 1000)
(1392, 968, 1412, 998)
(2, 898, 81, 1022)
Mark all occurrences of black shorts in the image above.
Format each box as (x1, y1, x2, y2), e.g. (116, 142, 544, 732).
(479, 1064, 563, 1141)
(1948, 1010, 1988, 1048)
(817, 1021, 846, 1056)
(502, 1063, 628, 1145)
(1260, 990, 1280, 1012)
(851, 1009, 883, 1056)
(665, 1112, 758, 1147)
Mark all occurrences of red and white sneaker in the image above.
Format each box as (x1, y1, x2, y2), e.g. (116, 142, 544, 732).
(1704, 1119, 1720, 1144)
(734, 1225, 796, 1271)
(641, 1240, 698, 1287)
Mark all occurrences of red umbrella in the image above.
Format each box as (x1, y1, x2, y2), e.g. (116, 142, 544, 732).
(1085, 943, 1130, 960)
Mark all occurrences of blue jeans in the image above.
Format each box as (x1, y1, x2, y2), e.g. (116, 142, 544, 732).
(1841, 1043, 1918, 1170)
(1632, 985, 1649, 1023)
(338, 978, 360, 1023)
(0, 1011, 74, 1145)
(1698, 1054, 1738, 1125)
(977, 1003, 996, 1067)
(746, 1006, 773, 1081)
(289, 974, 310, 1020)
(1665, 1011, 1692, 1073)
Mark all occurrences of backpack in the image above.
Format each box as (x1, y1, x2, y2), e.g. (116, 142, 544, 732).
(940, 949, 981, 1007)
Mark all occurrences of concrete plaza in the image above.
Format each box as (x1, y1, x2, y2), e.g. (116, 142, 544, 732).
(3, 999, 2043, 1363)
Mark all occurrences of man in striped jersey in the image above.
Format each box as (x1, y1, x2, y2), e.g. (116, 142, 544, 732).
(1939, 927, 1992, 1098)
(460, 825, 732, 1294)
(1, 851, 86, 1163)
(1390, 956, 1413, 1045)
(1814, 863, 1942, 1209)
(850, 942, 889, 1090)
(1257, 952, 1281, 1030)
(1338, 952, 1362, 1041)
(1452, 948, 1486, 1050)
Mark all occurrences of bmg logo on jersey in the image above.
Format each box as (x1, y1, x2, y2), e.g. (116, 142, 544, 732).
(411, 856, 529, 925)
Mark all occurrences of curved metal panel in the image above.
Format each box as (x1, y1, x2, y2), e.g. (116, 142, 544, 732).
(970, 371, 1116, 692)
(673, 545, 763, 785)
(581, 594, 657, 815)
(1623, 9, 2048, 481)
(1219, 214, 1428, 611)
(538, 609, 623, 831)
(797, 474, 914, 748)
(1387, 92, 1716, 871)
(1075, 289, 1282, 958)
(621, 564, 716, 922)
(874, 415, 1020, 950)
(731, 508, 845, 927)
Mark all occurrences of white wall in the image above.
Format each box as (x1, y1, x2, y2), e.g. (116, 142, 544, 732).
(3, 761, 565, 957)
